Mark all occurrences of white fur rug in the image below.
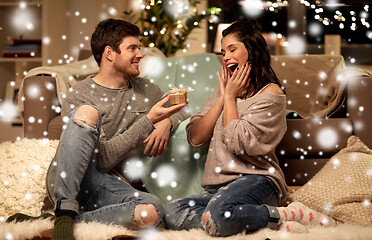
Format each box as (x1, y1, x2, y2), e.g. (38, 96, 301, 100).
(1, 138, 372, 239)
(1, 219, 372, 240)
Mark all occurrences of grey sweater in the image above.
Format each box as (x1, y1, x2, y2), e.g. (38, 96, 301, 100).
(62, 76, 189, 178)
(186, 87, 289, 199)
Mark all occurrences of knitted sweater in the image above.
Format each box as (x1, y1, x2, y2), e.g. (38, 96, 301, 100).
(62, 76, 190, 178)
(186, 87, 289, 199)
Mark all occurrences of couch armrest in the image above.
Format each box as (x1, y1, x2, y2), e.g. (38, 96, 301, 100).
(347, 76, 372, 148)
(23, 75, 60, 139)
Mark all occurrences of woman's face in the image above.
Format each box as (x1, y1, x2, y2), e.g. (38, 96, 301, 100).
(221, 33, 249, 75)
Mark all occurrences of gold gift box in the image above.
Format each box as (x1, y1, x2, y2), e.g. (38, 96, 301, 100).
(169, 89, 187, 105)
(165, 84, 194, 105)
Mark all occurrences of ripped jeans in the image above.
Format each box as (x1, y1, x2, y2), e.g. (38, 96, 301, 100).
(46, 106, 164, 229)
(164, 174, 280, 237)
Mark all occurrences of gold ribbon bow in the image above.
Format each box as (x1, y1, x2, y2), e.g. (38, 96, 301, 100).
(163, 84, 194, 104)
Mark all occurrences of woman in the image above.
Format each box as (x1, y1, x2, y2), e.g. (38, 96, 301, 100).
(163, 19, 336, 236)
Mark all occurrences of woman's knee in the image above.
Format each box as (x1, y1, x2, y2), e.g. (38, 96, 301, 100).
(73, 105, 99, 130)
(201, 211, 218, 235)
(201, 209, 229, 236)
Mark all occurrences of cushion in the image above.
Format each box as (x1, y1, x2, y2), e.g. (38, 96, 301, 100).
(0, 139, 58, 218)
(289, 136, 372, 226)
(141, 53, 220, 115)
(270, 54, 345, 118)
(141, 118, 206, 203)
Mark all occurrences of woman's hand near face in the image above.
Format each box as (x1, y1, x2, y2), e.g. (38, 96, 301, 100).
(217, 64, 229, 97)
(223, 62, 251, 126)
(224, 62, 252, 100)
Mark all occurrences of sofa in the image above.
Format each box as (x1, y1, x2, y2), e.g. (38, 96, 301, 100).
(20, 52, 372, 199)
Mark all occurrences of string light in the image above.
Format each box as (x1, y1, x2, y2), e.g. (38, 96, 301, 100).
(297, 0, 371, 32)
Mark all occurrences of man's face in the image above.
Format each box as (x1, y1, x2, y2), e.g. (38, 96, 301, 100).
(113, 36, 143, 78)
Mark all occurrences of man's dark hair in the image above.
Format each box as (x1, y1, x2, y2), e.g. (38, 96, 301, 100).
(90, 18, 140, 66)
(222, 19, 284, 96)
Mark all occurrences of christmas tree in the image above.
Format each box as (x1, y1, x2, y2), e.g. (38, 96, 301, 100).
(125, 0, 220, 57)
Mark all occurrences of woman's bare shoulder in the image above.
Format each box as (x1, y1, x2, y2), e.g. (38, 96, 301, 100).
(260, 84, 284, 95)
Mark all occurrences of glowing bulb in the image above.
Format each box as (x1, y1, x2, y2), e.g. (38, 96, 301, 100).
(19, 2, 27, 9)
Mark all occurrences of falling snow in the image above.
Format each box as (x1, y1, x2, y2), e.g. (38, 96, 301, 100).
(124, 158, 144, 180)
(0, 2, 371, 235)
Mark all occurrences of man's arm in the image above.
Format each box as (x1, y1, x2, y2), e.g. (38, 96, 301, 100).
(142, 80, 191, 157)
(98, 96, 185, 172)
(143, 99, 191, 157)
(143, 118, 172, 157)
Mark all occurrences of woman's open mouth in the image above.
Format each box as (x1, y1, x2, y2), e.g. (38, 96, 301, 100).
(227, 63, 238, 73)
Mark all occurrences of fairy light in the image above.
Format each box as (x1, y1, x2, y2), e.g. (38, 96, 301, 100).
(177, 20, 182, 28)
(361, 19, 370, 28)
(351, 22, 357, 31)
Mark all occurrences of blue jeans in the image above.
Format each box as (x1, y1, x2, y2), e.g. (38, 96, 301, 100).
(46, 107, 164, 229)
(164, 174, 280, 237)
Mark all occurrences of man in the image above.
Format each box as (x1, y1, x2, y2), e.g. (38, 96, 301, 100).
(45, 18, 188, 239)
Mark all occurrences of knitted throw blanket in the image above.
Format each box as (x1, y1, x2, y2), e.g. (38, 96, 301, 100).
(289, 136, 372, 226)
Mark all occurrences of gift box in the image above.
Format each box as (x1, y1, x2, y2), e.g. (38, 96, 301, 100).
(169, 89, 187, 105)
(166, 84, 194, 105)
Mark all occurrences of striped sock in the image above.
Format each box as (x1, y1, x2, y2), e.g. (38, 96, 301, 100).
(277, 221, 309, 233)
(277, 202, 337, 227)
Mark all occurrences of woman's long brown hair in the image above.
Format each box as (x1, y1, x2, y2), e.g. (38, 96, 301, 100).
(222, 19, 284, 97)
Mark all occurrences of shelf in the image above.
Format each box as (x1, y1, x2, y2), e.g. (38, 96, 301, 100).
(0, 1, 42, 6)
(0, 57, 42, 62)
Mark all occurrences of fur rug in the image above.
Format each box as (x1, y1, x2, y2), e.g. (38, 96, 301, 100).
(1, 219, 372, 240)
(1, 138, 372, 239)
(0, 138, 59, 218)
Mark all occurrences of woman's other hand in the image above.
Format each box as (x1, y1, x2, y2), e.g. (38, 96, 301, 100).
(224, 62, 252, 100)
(217, 64, 230, 97)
